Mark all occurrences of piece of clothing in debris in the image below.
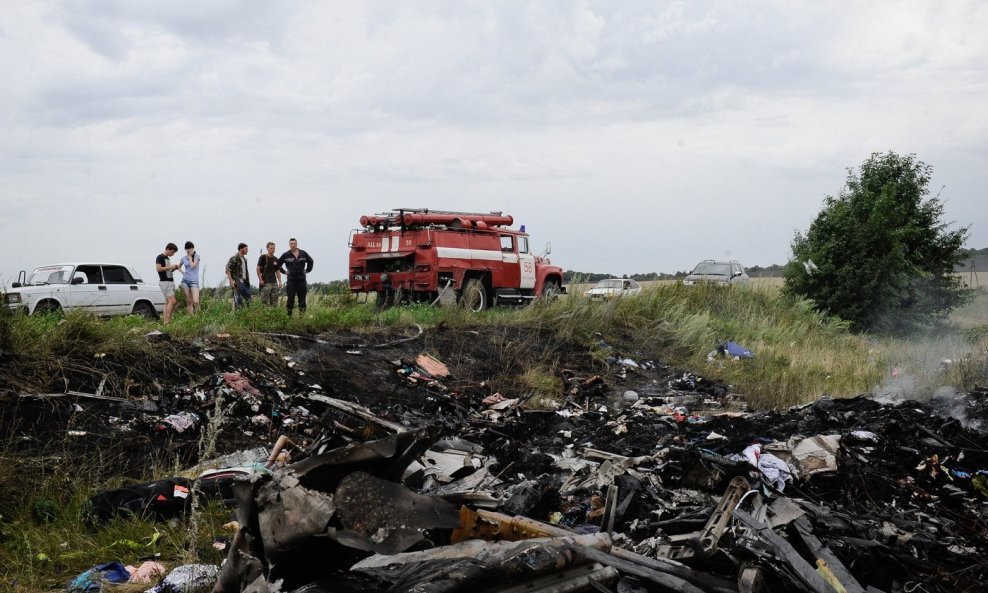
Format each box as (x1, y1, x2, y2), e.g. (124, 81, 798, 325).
(774, 434, 841, 477)
(721, 341, 753, 359)
(88, 477, 195, 522)
(66, 561, 131, 592)
(145, 564, 219, 593)
(161, 411, 199, 433)
(742, 444, 794, 491)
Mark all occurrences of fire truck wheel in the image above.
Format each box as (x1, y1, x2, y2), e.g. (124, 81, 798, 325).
(458, 278, 488, 312)
(541, 279, 561, 301)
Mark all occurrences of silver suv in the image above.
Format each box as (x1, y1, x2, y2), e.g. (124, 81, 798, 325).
(683, 260, 748, 286)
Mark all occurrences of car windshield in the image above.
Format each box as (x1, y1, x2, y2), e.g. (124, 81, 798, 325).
(597, 279, 625, 289)
(692, 262, 730, 276)
(27, 265, 74, 285)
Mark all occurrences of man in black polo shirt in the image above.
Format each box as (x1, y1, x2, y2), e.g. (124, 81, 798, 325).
(277, 237, 314, 315)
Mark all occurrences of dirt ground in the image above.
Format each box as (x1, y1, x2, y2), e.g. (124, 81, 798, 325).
(4, 324, 988, 592)
(0, 324, 718, 495)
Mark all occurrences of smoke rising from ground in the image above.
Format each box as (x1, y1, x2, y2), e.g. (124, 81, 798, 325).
(872, 330, 987, 432)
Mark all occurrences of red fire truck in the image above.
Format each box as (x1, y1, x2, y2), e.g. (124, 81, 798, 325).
(348, 209, 565, 310)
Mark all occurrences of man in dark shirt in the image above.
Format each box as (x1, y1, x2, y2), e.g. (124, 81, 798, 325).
(155, 243, 180, 324)
(277, 237, 313, 315)
(256, 241, 283, 306)
(225, 243, 251, 311)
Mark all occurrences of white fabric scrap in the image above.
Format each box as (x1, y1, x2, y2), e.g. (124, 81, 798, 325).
(742, 444, 794, 491)
(850, 430, 879, 442)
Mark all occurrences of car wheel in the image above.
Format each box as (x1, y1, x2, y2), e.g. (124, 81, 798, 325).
(132, 301, 158, 319)
(34, 301, 62, 315)
(458, 278, 488, 312)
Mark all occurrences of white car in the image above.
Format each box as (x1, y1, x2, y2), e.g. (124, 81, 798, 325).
(4, 263, 165, 318)
(585, 278, 642, 300)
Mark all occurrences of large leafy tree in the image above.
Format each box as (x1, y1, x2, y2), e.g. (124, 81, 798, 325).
(783, 152, 971, 334)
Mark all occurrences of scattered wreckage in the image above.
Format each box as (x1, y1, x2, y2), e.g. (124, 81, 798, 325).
(5, 328, 988, 593)
(194, 383, 988, 593)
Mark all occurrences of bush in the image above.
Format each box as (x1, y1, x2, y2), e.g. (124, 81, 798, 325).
(784, 152, 972, 334)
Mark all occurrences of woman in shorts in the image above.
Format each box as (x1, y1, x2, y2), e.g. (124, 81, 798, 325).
(178, 241, 201, 313)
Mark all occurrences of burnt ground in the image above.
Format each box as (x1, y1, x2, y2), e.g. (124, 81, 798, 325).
(0, 325, 710, 473)
(2, 325, 988, 592)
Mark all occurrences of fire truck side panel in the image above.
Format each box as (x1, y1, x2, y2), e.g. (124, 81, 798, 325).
(349, 210, 565, 304)
(468, 233, 501, 285)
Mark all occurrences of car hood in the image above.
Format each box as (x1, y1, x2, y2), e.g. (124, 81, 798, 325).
(685, 274, 729, 282)
(6, 284, 57, 294)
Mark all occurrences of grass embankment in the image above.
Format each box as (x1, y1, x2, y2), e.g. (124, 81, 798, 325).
(528, 283, 890, 408)
(3, 283, 986, 404)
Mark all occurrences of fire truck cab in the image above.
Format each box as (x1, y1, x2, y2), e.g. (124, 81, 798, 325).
(349, 209, 565, 311)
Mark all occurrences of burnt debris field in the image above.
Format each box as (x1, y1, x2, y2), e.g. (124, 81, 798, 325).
(2, 325, 988, 593)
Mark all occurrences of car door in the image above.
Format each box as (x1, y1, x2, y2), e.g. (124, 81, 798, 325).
(66, 265, 109, 314)
(498, 234, 521, 289)
(517, 236, 536, 290)
(731, 263, 748, 285)
(101, 265, 140, 314)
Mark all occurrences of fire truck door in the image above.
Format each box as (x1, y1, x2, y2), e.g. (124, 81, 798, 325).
(499, 235, 521, 287)
(517, 236, 536, 290)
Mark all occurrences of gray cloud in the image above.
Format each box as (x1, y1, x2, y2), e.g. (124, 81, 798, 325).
(1, 1, 986, 284)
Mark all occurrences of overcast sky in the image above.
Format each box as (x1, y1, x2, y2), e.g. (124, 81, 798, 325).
(2, 1, 986, 286)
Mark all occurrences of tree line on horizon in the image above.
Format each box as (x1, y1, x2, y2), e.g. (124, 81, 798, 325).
(565, 247, 985, 284)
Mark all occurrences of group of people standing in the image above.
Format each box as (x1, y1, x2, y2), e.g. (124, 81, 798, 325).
(155, 238, 314, 325)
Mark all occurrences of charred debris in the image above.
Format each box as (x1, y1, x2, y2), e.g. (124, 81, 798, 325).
(4, 326, 988, 593)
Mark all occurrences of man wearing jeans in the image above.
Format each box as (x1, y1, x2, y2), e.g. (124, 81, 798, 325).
(225, 243, 252, 310)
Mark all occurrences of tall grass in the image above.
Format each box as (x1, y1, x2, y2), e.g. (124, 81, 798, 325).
(0, 450, 230, 592)
(521, 283, 889, 408)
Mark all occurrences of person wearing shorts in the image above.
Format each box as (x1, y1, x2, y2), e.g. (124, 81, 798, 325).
(178, 241, 201, 314)
(155, 243, 180, 325)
